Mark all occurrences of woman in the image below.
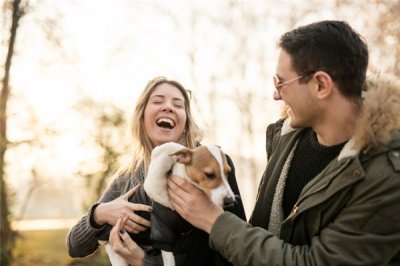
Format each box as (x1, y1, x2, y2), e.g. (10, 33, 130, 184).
(66, 77, 246, 265)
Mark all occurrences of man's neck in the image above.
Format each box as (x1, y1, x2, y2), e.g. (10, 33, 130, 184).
(314, 99, 359, 146)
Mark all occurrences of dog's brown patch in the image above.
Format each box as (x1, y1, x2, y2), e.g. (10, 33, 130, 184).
(172, 146, 230, 196)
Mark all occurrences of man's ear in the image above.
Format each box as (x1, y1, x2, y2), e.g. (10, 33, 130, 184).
(171, 149, 193, 164)
(313, 71, 333, 99)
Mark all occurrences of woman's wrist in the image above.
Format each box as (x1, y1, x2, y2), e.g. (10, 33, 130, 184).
(89, 202, 105, 229)
(129, 246, 144, 266)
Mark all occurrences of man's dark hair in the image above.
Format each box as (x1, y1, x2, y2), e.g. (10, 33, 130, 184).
(279, 20, 369, 99)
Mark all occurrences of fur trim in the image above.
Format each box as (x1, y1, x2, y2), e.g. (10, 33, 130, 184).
(337, 74, 400, 160)
(352, 74, 400, 151)
(268, 140, 298, 235)
(337, 139, 358, 161)
(281, 117, 296, 136)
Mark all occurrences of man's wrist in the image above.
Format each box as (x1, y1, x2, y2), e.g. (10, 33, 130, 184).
(204, 206, 224, 234)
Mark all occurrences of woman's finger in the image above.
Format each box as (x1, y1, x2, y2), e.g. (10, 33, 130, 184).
(123, 218, 149, 234)
(122, 185, 141, 200)
(128, 211, 151, 226)
(128, 203, 152, 213)
(109, 216, 128, 248)
(118, 227, 145, 265)
(119, 227, 141, 252)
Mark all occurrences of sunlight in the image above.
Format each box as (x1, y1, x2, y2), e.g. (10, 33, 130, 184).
(12, 218, 79, 231)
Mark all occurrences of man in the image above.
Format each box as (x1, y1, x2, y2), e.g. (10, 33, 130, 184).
(168, 20, 400, 265)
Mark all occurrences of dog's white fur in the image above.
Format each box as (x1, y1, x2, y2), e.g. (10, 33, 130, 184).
(105, 142, 234, 266)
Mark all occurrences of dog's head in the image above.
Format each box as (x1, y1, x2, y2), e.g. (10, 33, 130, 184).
(171, 145, 236, 208)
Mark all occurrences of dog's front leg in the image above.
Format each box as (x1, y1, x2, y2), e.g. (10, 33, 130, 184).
(161, 250, 175, 266)
(104, 242, 129, 266)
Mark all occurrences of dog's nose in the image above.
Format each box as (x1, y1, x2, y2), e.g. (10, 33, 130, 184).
(222, 195, 235, 209)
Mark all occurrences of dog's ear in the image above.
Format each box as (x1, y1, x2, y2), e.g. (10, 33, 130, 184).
(225, 164, 231, 173)
(171, 148, 193, 164)
(222, 153, 231, 173)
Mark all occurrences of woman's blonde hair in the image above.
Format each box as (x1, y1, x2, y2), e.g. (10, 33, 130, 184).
(125, 76, 202, 180)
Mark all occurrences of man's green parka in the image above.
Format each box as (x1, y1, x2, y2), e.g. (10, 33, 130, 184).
(209, 75, 400, 265)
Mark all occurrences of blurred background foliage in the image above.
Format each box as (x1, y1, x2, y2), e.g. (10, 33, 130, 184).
(1, 0, 399, 265)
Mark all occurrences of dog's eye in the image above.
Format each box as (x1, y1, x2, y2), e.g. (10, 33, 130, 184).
(205, 172, 216, 179)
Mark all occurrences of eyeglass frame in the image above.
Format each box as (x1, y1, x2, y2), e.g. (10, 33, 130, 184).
(273, 71, 315, 96)
(273, 75, 303, 87)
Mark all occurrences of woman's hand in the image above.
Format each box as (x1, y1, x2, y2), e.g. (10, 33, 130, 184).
(94, 185, 151, 233)
(109, 216, 144, 266)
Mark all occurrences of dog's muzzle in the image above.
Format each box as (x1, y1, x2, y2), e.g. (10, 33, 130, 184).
(222, 195, 236, 209)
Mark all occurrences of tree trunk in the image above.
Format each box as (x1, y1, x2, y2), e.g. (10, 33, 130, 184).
(1, 1, 23, 265)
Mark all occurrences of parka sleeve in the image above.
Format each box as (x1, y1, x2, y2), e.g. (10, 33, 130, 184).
(209, 168, 400, 266)
(65, 174, 128, 258)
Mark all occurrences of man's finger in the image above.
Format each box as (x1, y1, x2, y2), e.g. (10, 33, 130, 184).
(168, 179, 187, 210)
(169, 175, 187, 187)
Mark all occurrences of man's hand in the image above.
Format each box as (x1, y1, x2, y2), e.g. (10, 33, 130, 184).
(94, 185, 151, 233)
(167, 175, 223, 233)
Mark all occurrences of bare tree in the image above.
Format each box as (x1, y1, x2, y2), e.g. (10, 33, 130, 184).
(1, 0, 65, 262)
(1, 1, 29, 264)
(199, 1, 274, 195)
(74, 97, 131, 210)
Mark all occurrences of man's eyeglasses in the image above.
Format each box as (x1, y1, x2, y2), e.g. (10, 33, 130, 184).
(273, 75, 303, 97)
(273, 75, 303, 90)
(273, 71, 316, 97)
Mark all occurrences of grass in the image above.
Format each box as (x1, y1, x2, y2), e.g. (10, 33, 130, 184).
(12, 229, 110, 266)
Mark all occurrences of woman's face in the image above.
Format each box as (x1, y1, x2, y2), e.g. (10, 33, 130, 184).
(144, 83, 187, 147)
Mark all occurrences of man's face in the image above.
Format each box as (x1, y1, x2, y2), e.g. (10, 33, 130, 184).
(274, 50, 319, 128)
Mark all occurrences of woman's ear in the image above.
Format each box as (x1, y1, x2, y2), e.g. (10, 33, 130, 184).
(313, 71, 333, 99)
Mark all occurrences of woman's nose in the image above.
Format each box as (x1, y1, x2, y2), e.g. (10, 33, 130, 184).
(161, 101, 173, 112)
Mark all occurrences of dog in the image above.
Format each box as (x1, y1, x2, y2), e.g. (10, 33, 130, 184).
(100, 142, 236, 266)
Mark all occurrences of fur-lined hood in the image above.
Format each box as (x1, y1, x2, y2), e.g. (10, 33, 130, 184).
(279, 74, 400, 161)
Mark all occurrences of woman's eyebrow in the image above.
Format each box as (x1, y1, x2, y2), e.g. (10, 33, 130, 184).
(172, 97, 184, 102)
(150, 95, 184, 102)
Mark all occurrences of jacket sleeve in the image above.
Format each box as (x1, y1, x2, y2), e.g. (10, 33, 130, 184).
(209, 169, 400, 265)
(65, 174, 128, 258)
